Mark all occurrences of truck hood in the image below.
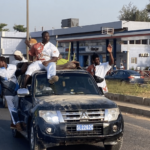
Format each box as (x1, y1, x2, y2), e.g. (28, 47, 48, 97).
(32, 95, 117, 111)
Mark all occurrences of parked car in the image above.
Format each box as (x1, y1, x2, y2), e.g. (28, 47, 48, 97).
(12, 69, 124, 150)
(106, 70, 144, 84)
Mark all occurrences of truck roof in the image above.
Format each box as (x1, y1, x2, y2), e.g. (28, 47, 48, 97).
(31, 69, 88, 76)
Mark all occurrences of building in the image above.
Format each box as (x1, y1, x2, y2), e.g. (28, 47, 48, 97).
(30, 20, 150, 70)
(1, 20, 150, 70)
(0, 32, 26, 63)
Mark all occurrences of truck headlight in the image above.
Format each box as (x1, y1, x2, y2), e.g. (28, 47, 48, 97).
(105, 108, 120, 121)
(39, 111, 59, 124)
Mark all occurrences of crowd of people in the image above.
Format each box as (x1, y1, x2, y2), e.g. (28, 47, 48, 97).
(0, 31, 115, 131)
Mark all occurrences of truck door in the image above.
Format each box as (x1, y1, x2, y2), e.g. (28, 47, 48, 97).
(19, 75, 32, 131)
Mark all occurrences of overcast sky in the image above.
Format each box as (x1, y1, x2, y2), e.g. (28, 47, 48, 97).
(0, 0, 150, 32)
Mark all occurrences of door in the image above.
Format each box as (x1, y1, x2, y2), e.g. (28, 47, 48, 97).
(18, 75, 33, 131)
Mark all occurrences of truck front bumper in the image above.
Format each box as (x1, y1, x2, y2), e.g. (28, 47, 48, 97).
(36, 114, 124, 148)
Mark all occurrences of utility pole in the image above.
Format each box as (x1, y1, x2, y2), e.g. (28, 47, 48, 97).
(26, 0, 29, 60)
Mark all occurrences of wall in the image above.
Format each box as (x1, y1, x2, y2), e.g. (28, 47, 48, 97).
(122, 21, 150, 31)
(129, 46, 150, 70)
(121, 35, 150, 70)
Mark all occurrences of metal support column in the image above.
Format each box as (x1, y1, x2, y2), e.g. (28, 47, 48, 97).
(71, 42, 74, 61)
(113, 39, 117, 62)
(106, 39, 109, 62)
(26, 0, 29, 60)
(76, 41, 79, 61)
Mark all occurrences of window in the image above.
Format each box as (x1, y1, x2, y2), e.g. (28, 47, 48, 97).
(35, 73, 100, 97)
(129, 40, 134, 44)
(135, 40, 141, 44)
(142, 39, 147, 45)
(121, 41, 128, 44)
(131, 57, 137, 64)
(6, 58, 9, 64)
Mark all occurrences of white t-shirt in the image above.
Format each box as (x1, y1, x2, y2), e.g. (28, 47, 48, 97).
(0, 64, 17, 84)
(41, 42, 60, 61)
(120, 66, 124, 70)
(95, 62, 111, 93)
(11, 58, 28, 65)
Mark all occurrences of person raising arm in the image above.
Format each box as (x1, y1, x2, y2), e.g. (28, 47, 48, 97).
(87, 44, 114, 94)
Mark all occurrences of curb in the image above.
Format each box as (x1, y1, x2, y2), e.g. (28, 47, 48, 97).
(118, 105, 150, 118)
(105, 93, 150, 106)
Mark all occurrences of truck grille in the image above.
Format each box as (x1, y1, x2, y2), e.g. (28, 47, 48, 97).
(61, 110, 105, 123)
(66, 124, 103, 136)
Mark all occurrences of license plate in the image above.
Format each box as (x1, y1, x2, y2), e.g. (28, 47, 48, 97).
(134, 76, 140, 79)
(76, 124, 93, 131)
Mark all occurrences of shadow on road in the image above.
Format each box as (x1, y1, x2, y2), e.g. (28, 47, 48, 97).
(48, 144, 105, 150)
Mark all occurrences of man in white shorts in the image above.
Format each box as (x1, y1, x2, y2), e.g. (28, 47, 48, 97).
(87, 44, 114, 94)
(23, 31, 60, 88)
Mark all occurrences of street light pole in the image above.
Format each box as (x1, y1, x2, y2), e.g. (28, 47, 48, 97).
(26, 0, 29, 60)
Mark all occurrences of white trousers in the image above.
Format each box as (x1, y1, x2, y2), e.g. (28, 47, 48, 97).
(5, 95, 20, 125)
(25, 61, 56, 79)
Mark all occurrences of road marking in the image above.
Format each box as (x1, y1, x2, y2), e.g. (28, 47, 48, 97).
(125, 122, 150, 132)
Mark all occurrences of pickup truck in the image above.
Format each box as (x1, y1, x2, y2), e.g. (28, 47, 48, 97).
(12, 69, 124, 150)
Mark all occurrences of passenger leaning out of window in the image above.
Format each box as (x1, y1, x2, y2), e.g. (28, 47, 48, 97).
(23, 31, 60, 88)
(87, 44, 114, 94)
(0, 57, 22, 131)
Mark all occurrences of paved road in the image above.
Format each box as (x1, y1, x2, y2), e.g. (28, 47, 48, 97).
(0, 104, 150, 150)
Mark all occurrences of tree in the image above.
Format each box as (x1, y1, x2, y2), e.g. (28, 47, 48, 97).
(118, 2, 150, 22)
(13, 25, 27, 32)
(0, 23, 9, 31)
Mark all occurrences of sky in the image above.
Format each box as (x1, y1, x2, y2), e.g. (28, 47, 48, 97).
(0, 0, 150, 32)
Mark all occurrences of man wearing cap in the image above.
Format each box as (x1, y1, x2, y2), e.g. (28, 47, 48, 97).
(11, 50, 28, 65)
(23, 31, 60, 88)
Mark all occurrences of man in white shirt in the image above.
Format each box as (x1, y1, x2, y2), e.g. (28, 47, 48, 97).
(11, 50, 28, 65)
(23, 31, 60, 88)
(87, 44, 114, 94)
(0, 56, 22, 131)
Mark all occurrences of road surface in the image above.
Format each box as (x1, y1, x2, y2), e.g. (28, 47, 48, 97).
(0, 103, 150, 150)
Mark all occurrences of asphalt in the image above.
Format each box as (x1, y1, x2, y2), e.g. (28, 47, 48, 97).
(0, 104, 150, 150)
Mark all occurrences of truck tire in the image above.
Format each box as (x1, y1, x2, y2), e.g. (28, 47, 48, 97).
(12, 129, 20, 138)
(104, 138, 123, 150)
(2, 96, 8, 108)
(30, 122, 46, 150)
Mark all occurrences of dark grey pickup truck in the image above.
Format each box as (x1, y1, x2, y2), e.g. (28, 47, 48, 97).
(12, 69, 124, 150)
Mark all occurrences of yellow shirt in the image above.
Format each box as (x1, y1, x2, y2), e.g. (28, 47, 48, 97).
(56, 59, 68, 65)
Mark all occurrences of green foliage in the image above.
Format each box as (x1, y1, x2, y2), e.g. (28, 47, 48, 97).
(107, 80, 150, 98)
(13, 24, 27, 32)
(119, 2, 150, 22)
(130, 66, 134, 70)
(0, 23, 9, 31)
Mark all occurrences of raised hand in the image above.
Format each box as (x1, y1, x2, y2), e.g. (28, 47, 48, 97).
(107, 44, 113, 53)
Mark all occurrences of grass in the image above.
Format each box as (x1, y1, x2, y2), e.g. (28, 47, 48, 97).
(106, 80, 150, 98)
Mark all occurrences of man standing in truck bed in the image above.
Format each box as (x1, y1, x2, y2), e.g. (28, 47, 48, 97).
(24, 31, 60, 87)
(87, 44, 114, 94)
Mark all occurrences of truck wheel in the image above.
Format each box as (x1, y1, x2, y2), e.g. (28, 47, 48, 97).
(2, 97, 8, 108)
(12, 129, 20, 138)
(30, 123, 46, 150)
(104, 138, 123, 150)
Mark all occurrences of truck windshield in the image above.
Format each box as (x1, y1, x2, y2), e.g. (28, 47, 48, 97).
(35, 73, 100, 97)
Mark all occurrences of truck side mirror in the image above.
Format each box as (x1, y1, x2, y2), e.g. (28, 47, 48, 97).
(17, 88, 30, 97)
